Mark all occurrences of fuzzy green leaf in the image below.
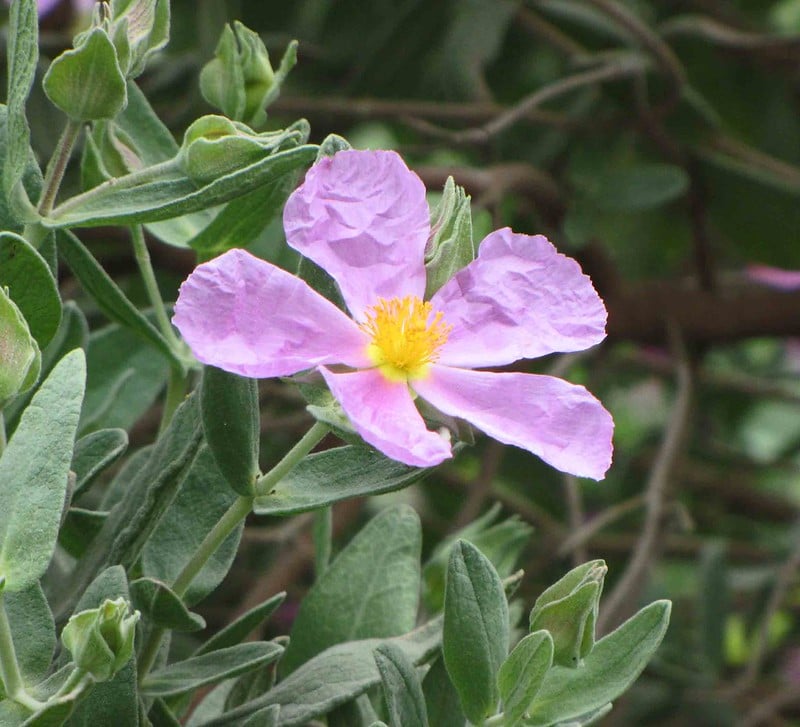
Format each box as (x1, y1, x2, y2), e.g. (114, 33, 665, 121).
(374, 642, 429, 727)
(201, 367, 260, 496)
(281, 506, 421, 674)
(0, 349, 85, 591)
(498, 631, 553, 726)
(442, 540, 509, 724)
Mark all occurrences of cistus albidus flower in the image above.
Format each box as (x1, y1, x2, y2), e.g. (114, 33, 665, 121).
(173, 150, 614, 479)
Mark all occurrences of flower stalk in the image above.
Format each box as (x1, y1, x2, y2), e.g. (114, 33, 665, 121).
(0, 593, 44, 712)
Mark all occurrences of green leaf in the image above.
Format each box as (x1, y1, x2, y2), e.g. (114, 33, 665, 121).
(194, 592, 285, 656)
(201, 367, 260, 496)
(442, 540, 509, 724)
(0, 584, 55, 694)
(71, 429, 128, 499)
(0, 349, 85, 591)
(281, 505, 422, 674)
(81, 321, 168, 433)
(187, 173, 299, 257)
(200, 618, 442, 727)
(423, 505, 533, 612)
(43, 28, 127, 121)
(421, 657, 464, 727)
(58, 508, 107, 558)
(141, 446, 244, 606)
(130, 577, 206, 631)
(0, 232, 61, 348)
(253, 445, 428, 516)
(698, 541, 728, 677)
(575, 164, 689, 212)
(142, 642, 284, 698)
(46, 141, 316, 229)
(58, 394, 202, 620)
(525, 600, 672, 725)
(498, 631, 554, 726)
(58, 230, 182, 371)
(374, 642, 429, 727)
(0, 285, 40, 406)
(4, 0, 39, 216)
(241, 705, 280, 727)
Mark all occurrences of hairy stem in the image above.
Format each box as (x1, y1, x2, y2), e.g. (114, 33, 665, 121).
(38, 119, 82, 218)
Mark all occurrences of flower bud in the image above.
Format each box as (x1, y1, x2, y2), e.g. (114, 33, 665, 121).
(61, 597, 139, 681)
(179, 115, 304, 185)
(528, 560, 607, 667)
(200, 22, 297, 127)
(424, 177, 474, 298)
(108, 0, 169, 78)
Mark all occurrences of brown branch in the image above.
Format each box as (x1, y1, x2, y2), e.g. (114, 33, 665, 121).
(598, 323, 693, 633)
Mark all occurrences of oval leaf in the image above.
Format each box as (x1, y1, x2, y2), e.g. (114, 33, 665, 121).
(130, 577, 206, 632)
(0, 349, 85, 591)
(253, 445, 428, 516)
(281, 505, 422, 674)
(201, 366, 260, 496)
(0, 232, 61, 348)
(497, 630, 554, 726)
(374, 642, 429, 727)
(443, 540, 509, 724)
(142, 642, 284, 698)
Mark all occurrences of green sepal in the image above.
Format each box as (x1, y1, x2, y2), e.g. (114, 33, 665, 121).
(528, 560, 606, 666)
(0, 285, 40, 406)
(43, 28, 127, 121)
(442, 540, 509, 724)
(424, 176, 474, 298)
(201, 366, 260, 496)
(61, 597, 139, 682)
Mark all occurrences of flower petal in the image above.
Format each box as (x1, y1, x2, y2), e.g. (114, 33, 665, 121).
(319, 367, 452, 467)
(284, 150, 430, 320)
(173, 249, 369, 377)
(431, 228, 607, 367)
(414, 366, 613, 479)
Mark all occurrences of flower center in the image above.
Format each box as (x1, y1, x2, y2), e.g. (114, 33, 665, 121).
(361, 296, 451, 381)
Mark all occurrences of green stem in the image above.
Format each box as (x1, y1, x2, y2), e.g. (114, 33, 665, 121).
(0, 413, 6, 458)
(130, 225, 183, 352)
(49, 157, 182, 220)
(0, 593, 44, 712)
(137, 421, 329, 682)
(159, 367, 187, 435)
(38, 119, 82, 218)
(254, 420, 329, 497)
(313, 506, 332, 578)
(50, 666, 86, 700)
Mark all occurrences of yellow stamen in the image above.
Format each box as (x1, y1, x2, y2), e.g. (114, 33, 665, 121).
(361, 296, 452, 381)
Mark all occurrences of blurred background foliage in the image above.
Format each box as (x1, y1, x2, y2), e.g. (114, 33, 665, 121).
(6, 0, 800, 724)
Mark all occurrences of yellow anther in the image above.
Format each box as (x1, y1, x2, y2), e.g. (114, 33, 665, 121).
(361, 296, 451, 381)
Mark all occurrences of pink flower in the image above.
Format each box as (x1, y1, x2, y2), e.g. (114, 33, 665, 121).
(173, 150, 614, 479)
